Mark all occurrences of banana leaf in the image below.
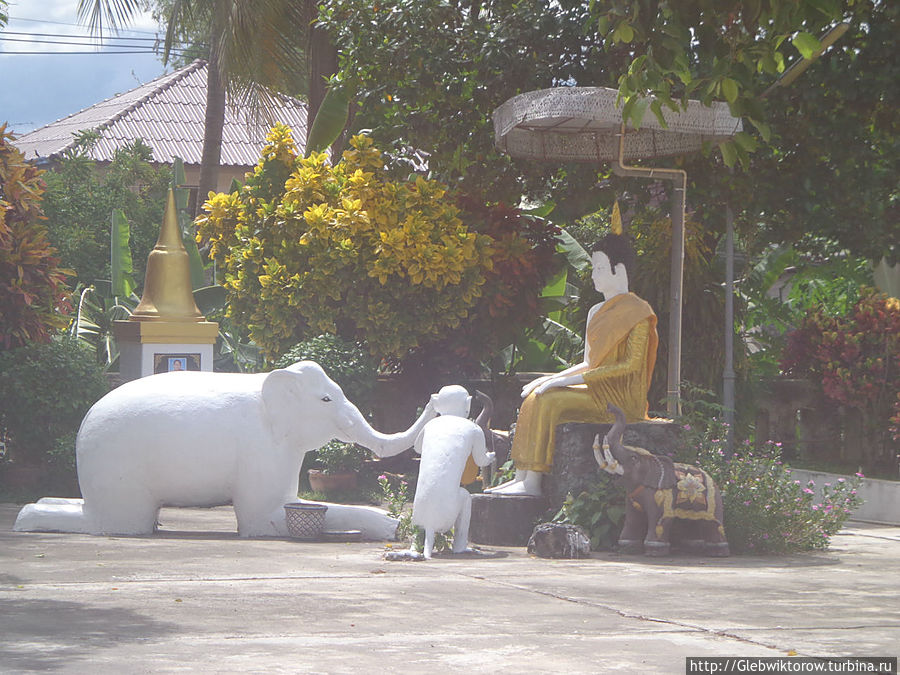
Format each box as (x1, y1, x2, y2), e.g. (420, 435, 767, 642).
(306, 79, 354, 155)
(110, 209, 135, 299)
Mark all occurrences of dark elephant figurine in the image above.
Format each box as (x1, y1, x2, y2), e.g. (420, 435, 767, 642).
(595, 403, 729, 557)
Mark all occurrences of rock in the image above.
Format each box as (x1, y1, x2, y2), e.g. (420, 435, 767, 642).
(527, 523, 591, 559)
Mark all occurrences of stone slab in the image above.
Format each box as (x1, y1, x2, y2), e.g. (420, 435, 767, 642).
(469, 493, 549, 546)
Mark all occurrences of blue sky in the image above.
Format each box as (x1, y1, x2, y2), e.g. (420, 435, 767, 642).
(1, 0, 170, 135)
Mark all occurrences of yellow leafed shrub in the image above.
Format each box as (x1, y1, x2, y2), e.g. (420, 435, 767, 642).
(197, 127, 494, 360)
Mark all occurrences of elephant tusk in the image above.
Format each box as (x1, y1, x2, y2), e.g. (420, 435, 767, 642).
(604, 446, 623, 475)
(592, 434, 608, 469)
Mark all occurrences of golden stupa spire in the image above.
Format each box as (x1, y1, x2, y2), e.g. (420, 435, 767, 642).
(130, 189, 205, 322)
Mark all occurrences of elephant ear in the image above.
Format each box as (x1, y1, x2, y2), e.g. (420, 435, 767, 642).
(261, 368, 305, 446)
(640, 453, 677, 489)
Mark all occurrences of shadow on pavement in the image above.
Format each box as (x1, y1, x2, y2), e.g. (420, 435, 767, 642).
(0, 598, 178, 671)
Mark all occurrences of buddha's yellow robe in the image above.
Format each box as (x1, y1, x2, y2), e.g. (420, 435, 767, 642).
(510, 292, 658, 473)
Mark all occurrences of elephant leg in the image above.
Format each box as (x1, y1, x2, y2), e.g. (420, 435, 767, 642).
(703, 499, 730, 556)
(423, 529, 436, 559)
(234, 498, 289, 538)
(85, 495, 159, 536)
(702, 520, 730, 557)
(644, 507, 672, 557)
(451, 489, 474, 554)
(617, 505, 646, 554)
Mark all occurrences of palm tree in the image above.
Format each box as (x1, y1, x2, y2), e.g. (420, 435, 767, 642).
(77, 0, 308, 208)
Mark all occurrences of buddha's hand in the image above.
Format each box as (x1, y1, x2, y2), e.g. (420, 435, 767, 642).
(533, 377, 566, 395)
(521, 375, 553, 398)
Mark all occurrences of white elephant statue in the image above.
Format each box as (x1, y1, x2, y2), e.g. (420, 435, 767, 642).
(14, 361, 435, 539)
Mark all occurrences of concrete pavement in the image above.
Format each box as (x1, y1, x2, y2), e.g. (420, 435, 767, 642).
(1, 503, 898, 674)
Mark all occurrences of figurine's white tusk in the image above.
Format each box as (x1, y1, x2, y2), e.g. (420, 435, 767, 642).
(593, 434, 608, 469)
(604, 446, 623, 475)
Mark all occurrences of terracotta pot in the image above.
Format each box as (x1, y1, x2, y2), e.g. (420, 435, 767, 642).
(307, 469, 358, 494)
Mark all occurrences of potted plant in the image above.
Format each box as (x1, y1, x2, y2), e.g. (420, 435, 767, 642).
(307, 440, 371, 494)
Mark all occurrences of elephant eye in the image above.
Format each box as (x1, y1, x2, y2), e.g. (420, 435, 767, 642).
(321, 395, 332, 402)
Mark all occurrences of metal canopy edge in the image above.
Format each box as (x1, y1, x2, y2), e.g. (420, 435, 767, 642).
(494, 87, 742, 162)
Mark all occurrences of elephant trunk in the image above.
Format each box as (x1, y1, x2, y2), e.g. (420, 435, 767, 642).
(474, 390, 493, 447)
(606, 403, 625, 454)
(341, 401, 436, 458)
(594, 403, 629, 475)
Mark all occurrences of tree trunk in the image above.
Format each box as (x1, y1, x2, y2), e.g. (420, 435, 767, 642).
(197, 53, 226, 214)
(306, 1, 339, 146)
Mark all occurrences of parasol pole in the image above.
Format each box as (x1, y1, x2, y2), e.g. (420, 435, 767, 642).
(611, 123, 687, 417)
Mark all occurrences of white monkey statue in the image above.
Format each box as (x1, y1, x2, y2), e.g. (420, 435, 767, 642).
(410, 385, 496, 559)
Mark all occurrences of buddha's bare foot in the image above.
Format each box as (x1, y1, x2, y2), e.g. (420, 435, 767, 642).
(488, 480, 542, 496)
(483, 477, 521, 493)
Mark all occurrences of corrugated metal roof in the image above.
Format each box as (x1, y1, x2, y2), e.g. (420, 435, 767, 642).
(13, 60, 308, 168)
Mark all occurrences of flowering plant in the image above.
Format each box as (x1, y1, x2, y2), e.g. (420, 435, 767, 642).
(377, 472, 415, 543)
(688, 418, 864, 554)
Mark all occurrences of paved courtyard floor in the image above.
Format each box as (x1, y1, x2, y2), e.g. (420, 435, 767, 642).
(1, 503, 898, 674)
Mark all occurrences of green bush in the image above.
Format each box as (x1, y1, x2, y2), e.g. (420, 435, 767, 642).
(687, 418, 864, 554)
(41, 137, 169, 288)
(312, 439, 371, 474)
(553, 475, 626, 551)
(274, 334, 378, 414)
(0, 337, 109, 470)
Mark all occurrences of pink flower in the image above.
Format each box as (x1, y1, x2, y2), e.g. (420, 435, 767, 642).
(378, 474, 387, 481)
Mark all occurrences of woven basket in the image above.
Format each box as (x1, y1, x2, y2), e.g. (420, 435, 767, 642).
(283, 502, 328, 540)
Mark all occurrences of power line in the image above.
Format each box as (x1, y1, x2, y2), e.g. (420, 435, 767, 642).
(0, 36, 157, 47)
(0, 36, 193, 53)
(4, 30, 162, 42)
(2, 30, 204, 47)
(0, 50, 185, 55)
(9, 15, 160, 36)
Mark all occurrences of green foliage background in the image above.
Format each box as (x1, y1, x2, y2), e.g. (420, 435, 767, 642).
(0, 337, 108, 469)
(0, 125, 71, 350)
(41, 138, 170, 289)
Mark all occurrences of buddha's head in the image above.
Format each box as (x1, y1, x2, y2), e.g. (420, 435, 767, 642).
(590, 234, 634, 299)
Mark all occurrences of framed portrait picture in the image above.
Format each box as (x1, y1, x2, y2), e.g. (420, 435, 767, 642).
(153, 353, 201, 374)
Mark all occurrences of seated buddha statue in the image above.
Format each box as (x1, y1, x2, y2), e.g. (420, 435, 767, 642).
(486, 233, 658, 496)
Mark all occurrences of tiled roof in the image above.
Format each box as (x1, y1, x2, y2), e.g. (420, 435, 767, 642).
(13, 59, 308, 167)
